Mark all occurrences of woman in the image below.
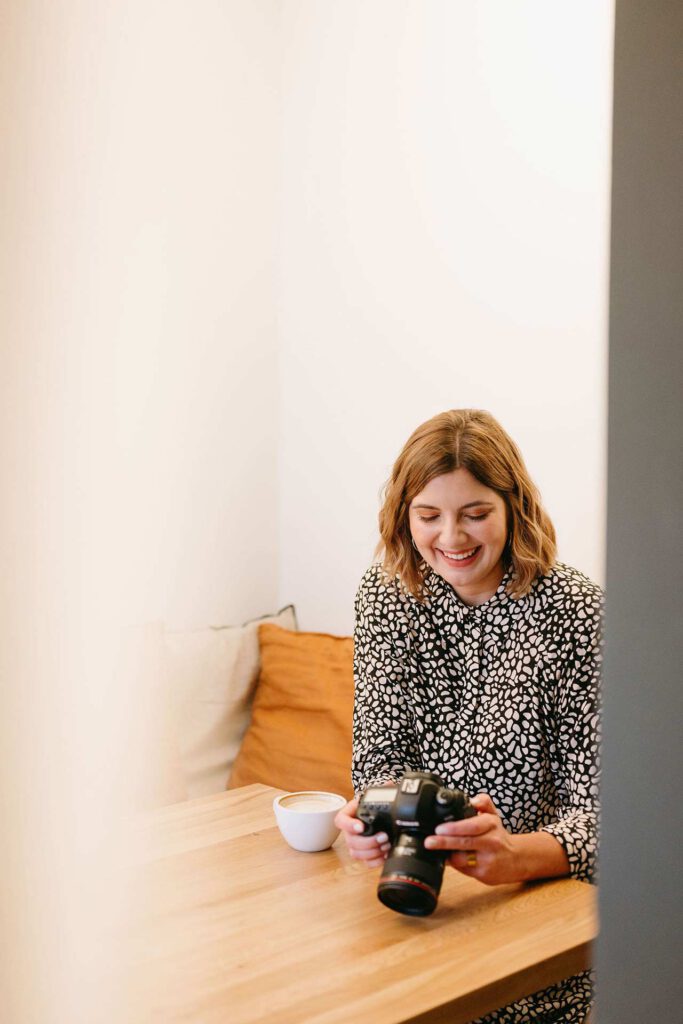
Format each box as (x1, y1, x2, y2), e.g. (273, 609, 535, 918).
(335, 409, 601, 1024)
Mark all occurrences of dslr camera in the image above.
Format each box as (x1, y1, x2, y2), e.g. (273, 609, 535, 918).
(357, 770, 476, 917)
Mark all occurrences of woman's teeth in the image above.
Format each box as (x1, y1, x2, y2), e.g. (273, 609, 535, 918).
(440, 547, 479, 562)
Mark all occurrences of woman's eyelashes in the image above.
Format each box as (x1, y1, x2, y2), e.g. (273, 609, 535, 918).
(415, 512, 490, 523)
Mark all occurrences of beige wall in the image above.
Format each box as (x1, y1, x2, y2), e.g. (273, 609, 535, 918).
(1, 3, 279, 1021)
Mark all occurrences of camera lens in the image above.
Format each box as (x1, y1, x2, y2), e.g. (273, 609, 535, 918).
(377, 849, 445, 917)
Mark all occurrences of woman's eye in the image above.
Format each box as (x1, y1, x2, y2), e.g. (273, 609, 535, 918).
(417, 514, 439, 522)
(466, 513, 489, 521)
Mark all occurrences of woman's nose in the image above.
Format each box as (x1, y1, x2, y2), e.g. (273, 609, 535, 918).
(438, 518, 468, 548)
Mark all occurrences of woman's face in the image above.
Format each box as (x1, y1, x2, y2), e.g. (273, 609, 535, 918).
(408, 467, 508, 606)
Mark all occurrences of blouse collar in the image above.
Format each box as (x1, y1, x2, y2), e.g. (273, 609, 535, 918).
(423, 563, 516, 620)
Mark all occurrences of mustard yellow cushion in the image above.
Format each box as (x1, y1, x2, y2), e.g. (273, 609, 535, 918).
(227, 624, 354, 798)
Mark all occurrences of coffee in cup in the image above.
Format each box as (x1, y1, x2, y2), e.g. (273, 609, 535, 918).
(273, 790, 346, 852)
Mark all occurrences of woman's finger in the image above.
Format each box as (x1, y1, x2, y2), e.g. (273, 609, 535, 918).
(350, 842, 390, 862)
(470, 792, 499, 815)
(347, 832, 389, 852)
(334, 798, 361, 833)
(363, 855, 388, 868)
(425, 833, 482, 852)
(448, 850, 483, 874)
(433, 813, 497, 838)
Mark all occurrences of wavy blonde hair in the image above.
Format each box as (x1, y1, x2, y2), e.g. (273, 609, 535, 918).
(376, 409, 557, 600)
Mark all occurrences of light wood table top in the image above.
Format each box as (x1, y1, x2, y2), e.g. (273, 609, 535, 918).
(131, 783, 597, 1024)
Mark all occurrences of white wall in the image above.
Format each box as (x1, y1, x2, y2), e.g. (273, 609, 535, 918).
(278, 0, 613, 633)
(111, 1, 282, 629)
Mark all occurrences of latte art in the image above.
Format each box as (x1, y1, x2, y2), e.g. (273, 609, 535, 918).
(281, 794, 344, 813)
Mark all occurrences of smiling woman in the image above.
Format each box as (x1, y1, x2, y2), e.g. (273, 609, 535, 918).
(408, 469, 509, 606)
(334, 409, 602, 1024)
(378, 409, 557, 603)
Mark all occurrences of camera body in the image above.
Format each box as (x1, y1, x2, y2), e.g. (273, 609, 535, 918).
(357, 771, 476, 916)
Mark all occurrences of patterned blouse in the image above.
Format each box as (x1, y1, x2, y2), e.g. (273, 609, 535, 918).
(352, 560, 602, 1024)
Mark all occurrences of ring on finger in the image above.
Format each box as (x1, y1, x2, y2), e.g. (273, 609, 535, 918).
(466, 852, 477, 868)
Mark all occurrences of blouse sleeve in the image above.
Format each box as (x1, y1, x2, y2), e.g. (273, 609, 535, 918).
(540, 598, 603, 883)
(351, 567, 422, 795)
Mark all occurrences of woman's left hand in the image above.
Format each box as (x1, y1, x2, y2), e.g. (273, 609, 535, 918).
(424, 792, 522, 886)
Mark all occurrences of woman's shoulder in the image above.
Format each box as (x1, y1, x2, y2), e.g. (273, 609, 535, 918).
(530, 561, 604, 622)
(355, 562, 416, 621)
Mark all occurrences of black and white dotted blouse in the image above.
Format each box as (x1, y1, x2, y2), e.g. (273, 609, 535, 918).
(352, 560, 602, 1024)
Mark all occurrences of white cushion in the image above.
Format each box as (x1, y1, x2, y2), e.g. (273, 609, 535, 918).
(164, 606, 297, 798)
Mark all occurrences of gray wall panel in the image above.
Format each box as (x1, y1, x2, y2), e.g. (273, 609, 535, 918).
(598, 1, 683, 1021)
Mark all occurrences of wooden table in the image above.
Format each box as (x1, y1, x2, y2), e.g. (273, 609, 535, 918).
(131, 784, 597, 1023)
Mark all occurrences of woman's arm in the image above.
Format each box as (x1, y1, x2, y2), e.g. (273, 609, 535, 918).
(339, 567, 422, 867)
(538, 610, 602, 883)
(427, 588, 603, 886)
(351, 566, 422, 794)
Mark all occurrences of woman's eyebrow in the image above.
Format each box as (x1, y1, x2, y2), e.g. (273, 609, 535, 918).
(412, 500, 494, 510)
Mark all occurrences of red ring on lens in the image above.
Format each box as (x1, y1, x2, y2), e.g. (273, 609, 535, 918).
(379, 873, 438, 899)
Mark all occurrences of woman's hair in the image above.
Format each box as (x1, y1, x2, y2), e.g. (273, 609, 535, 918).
(376, 409, 557, 600)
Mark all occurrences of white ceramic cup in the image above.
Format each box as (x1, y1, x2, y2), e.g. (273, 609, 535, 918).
(273, 790, 347, 852)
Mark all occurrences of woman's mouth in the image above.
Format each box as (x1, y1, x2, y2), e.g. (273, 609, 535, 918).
(438, 546, 481, 567)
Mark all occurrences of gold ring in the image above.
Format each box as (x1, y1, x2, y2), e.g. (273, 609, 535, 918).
(466, 852, 477, 868)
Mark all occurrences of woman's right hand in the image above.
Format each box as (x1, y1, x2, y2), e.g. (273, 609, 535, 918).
(334, 797, 391, 868)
